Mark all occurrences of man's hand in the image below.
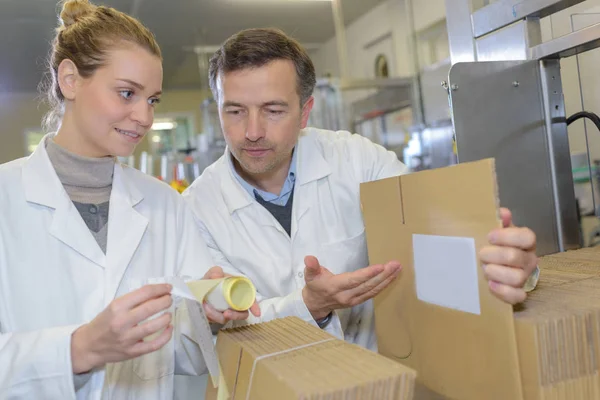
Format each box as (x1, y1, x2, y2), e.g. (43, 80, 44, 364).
(301, 256, 401, 321)
(480, 208, 538, 305)
(71, 284, 174, 374)
(201, 266, 261, 324)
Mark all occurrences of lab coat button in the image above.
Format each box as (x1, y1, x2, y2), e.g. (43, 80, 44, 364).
(298, 271, 304, 278)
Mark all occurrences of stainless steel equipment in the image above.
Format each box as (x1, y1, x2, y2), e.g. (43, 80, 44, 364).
(444, 0, 600, 255)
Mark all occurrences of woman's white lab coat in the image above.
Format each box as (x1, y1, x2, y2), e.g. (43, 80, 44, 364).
(0, 137, 212, 399)
(183, 128, 408, 352)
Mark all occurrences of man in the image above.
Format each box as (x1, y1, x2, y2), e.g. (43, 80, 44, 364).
(182, 28, 539, 351)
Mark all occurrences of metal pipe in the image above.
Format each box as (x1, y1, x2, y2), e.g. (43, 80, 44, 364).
(331, 0, 350, 80)
(197, 52, 210, 94)
(571, 14, 597, 216)
(404, 0, 425, 126)
(445, 0, 477, 64)
(539, 60, 565, 251)
(129, 0, 144, 17)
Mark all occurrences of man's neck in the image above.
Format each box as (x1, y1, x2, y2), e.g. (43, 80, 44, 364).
(234, 154, 293, 195)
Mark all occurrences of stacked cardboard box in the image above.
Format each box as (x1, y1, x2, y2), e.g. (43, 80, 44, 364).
(360, 158, 600, 400)
(206, 316, 417, 400)
(516, 246, 600, 399)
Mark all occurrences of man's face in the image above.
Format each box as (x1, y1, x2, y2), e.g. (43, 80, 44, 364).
(216, 59, 313, 176)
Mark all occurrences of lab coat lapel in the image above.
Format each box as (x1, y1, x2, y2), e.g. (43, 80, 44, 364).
(220, 151, 284, 230)
(22, 135, 107, 268)
(104, 163, 148, 300)
(291, 131, 332, 239)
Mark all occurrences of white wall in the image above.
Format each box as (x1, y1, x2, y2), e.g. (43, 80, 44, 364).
(312, 0, 411, 79)
(412, 0, 446, 32)
(310, 0, 413, 125)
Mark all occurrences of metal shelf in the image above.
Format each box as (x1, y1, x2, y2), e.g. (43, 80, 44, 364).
(530, 22, 600, 59)
(472, 0, 584, 38)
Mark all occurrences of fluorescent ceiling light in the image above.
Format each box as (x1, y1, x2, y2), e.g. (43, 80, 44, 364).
(152, 121, 177, 130)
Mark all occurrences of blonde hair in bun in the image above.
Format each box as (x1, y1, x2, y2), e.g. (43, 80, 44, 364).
(42, 0, 162, 130)
(59, 0, 95, 28)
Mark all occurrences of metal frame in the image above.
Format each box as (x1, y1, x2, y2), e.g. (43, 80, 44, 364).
(444, 0, 600, 254)
(445, 0, 477, 63)
(446, 0, 600, 64)
(531, 22, 600, 59)
(471, 0, 585, 38)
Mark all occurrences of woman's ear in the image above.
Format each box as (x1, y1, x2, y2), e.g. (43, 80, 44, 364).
(57, 59, 79, 101)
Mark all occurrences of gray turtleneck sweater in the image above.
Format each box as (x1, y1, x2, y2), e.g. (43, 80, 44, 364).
(45, 138, 114, 254)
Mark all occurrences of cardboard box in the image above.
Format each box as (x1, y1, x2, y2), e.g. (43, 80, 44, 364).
(205, 316, 416, 400)
(361, 158, 522, 400)
(360, 158, 600, 400)
(515, 246, 600, 399)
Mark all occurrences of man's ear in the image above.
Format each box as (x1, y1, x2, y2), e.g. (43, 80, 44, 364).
(300, 96, 314, 129)
(57, 59, 79, 101)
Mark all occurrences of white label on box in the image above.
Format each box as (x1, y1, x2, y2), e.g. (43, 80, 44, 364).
(413, 234, 481, 315)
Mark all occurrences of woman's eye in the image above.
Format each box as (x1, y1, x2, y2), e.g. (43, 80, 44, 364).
(149, 97, 161, 106)
(119, 90, 134, 100)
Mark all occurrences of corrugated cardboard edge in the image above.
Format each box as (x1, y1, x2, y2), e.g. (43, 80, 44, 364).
(208, 317, 418, 399)
(205, 331, 244, 400)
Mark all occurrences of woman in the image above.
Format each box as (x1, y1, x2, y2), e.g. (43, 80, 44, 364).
(0, 1, 257, 399)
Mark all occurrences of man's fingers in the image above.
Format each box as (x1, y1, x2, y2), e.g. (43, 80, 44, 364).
(203, 303, 225, 325)
(488, 281, 527, 305)
(338, 264, 386, 290)
(128, 294, 173, 327)
(203, 266, 225, 280)
(480, 245, 537, 270)
(126, 312, 172, 343)
(223, 309, 250, 321)
(499, 208, 513, 228)
(488, 227, 536, 251)
(118, 284, 173, 311)
(353, 271, 400, 306)
(129, 324, 174, 357)
(346, 262, 401, 298)
(249, 301, 261, 317)
(303, 256, 322, 282)
(482, 264, 529, 288)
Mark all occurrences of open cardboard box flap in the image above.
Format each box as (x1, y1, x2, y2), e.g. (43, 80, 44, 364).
(360, 158, 523, 400)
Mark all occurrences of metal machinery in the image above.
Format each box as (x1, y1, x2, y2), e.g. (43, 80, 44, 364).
(351, 82, 414, 165)
(309, 77, 417, 165)
(443, 0, 600, 255)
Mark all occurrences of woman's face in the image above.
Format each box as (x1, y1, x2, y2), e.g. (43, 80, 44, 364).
(60, 44, 163, 158)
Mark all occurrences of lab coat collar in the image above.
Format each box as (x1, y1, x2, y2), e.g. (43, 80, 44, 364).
(22, 133, 67, 209)
(22, 134, 144, 209)
(220, 150, 255, 214)
(220, 129, 331, 215)
(22, 134, 147, 278)
(295, 129, 332, 185)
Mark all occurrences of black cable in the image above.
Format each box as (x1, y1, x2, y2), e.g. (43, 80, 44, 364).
(566, 111, 600, 131)
(567, 111, 600, 246)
